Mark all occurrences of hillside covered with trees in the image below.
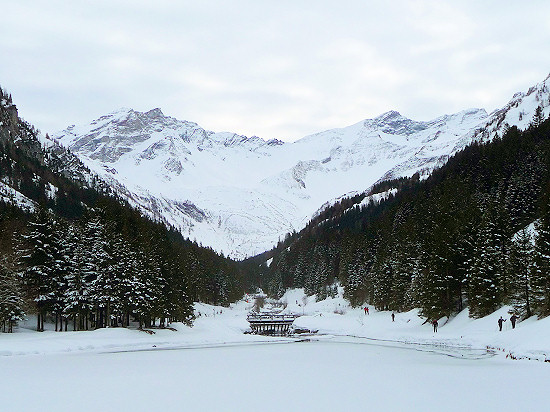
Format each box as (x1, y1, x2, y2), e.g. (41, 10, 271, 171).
(257, 113, 550, 321)
(0, 87, 248, 333)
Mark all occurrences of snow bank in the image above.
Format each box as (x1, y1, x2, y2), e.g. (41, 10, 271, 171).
(283, 288, 550, 362)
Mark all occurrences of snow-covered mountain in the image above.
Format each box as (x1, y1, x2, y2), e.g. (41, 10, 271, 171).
(52, 74, 550, 258)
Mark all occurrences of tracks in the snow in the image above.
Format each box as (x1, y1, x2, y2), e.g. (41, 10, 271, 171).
(100, 333, 496, 360)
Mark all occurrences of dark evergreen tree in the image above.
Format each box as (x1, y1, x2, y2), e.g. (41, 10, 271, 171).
(533, 207, 550, 317)
(0, 261, 25, 332)
(466, 208, 507, 318)
(508, 228, 534, 318)
(19, 209, 64, 331)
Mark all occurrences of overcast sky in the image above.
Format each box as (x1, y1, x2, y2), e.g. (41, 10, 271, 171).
(2, 1, 550, 141)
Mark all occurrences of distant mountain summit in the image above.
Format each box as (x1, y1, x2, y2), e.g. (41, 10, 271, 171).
(52, 73, 550, 258)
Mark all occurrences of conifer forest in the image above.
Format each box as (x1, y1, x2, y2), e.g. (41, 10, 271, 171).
(2, 84, 550, 334)
(257, 117, 550, 321)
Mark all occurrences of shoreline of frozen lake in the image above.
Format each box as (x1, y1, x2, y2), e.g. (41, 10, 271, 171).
(2, 287, 550, 363)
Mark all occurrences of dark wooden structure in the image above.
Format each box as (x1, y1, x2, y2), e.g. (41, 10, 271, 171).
(247, 313, 300, 336)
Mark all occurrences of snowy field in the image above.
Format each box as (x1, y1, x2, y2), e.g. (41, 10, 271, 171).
(2, 289, 550, 412)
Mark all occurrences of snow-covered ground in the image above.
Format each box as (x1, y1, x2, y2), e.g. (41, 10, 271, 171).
(2, 290, 550, 411)
(280, 288, 550, 363)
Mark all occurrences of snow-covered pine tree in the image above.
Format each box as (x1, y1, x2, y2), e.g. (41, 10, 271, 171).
(0, 261, 25, 332)
(146, 246, 172, 327)
(507, 228, 534, 318)
(416, 248, 449, 320)
(389, 239, 418, 311)
(161, 250, 194, 326)
(19, 208, 64, 331)
(82, 215, 114, 328)
(129, 271, 154, 329)
(372, 252, 392, 311)
(293, 255, 307, 289)
(312, 244, 330, 300)
(338, 236, 355, 286)
(268, 270, 284, 299)
(49, 219, 72, 332)
(533, 208, 550, 317)
(504, 158, 544, 228)
(466, 207, 507, 317)
(344, 256, 368, 307)
(63, 223, 93, 330)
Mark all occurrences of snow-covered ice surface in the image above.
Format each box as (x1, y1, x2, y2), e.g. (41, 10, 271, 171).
(2, 291, 550, 411)
(3, 338, 549, 412)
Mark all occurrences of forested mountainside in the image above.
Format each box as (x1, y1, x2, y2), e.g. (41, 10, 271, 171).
(256, 112, 550, 320)
(0, 87, 246, 333)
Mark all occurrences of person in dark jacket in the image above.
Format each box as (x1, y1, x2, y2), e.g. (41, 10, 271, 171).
(498, 316, 506, 331)
(432, 319, 438, 333)
(391, 312, 395, 322)
(510, 314, 518, 329)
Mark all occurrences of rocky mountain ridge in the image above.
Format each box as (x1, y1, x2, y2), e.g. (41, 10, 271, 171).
(52, 74, 550, 258)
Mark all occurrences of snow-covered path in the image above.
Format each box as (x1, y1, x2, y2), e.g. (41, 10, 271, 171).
(2, 338, 549, 412)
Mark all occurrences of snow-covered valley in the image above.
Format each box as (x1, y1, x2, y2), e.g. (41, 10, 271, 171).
(50, 74, 550, 258)
(2, 289, 549, 412)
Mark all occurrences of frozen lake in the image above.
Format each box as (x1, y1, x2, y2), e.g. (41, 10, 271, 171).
(3, 337, 549, 412)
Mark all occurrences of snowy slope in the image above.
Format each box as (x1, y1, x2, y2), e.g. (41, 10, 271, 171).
(0, 181, 36, 212)
(52, 74, 550, 258)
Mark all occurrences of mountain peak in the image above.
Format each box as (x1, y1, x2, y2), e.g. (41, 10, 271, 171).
(145, 108, 164, 118)
(377, 110, 405, 120)
(366, 110, 426, 136)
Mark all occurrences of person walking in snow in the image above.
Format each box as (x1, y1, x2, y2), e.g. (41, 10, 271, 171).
(364, 307, 367, 315)
(432, 319, 438, 333)
(391, 312, 395, 322)
(366, 307, 369, 315)
(510, 314, 518, 329)
(498, 316, 506, 331)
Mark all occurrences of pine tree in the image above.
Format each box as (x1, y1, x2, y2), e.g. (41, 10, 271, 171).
(0, 262, 25, 332)
(508, 228, 534, 318)
(19, 209, 64, 331)
(389, 240, 418, 311)
(372, 252, 392, 311)
(82, 216, 113, 328)
(416, 249, 449, 319)
(533, 210, 550, 317)
(344, 255, 368, 307)
(466, 208, 507, 317)
(532, 105, 545, 128)
(63, 224, 92, 330)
